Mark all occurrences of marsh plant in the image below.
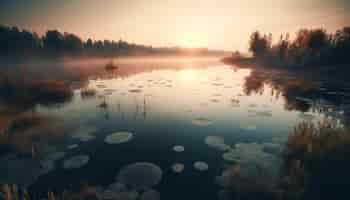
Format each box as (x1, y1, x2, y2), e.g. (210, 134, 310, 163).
(280, 121, 350, 200)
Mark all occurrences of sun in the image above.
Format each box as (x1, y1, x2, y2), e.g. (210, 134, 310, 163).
(179, 32, 206, 48)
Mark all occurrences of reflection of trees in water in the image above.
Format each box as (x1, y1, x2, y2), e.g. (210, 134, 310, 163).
(243, 69, 349, 126)
(132, 97, 148, 120)
(0, 112, 66, 155)
(0, 75, 74, 115)
(243, 72, 265, 96)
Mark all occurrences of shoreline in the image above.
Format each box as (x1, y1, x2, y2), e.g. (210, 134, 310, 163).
(221, 56, 350, 87)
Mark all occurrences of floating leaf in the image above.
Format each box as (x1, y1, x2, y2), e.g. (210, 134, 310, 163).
(117, 162, 162, 190)
(172, 163, 185, 173)
(173, 145, 185, 152)
(193, 161, 209, 171)
(104, 132, 134, 144)
(63, 155, 89, 169)
(205, 136, 231, 151)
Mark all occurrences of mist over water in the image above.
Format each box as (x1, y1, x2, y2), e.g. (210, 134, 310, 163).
(0, 57, 347, 199)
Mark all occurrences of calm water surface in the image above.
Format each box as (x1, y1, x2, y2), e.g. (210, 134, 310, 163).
(1, 57, 344, 199)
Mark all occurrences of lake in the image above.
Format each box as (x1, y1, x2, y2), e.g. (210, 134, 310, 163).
(0, 57, 347, 200)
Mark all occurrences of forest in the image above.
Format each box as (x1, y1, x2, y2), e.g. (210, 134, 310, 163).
(0, 25, 226, 58)
(232, 26, 350, 67)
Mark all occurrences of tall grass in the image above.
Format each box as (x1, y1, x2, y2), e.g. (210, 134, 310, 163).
(281, 121, 350, 200)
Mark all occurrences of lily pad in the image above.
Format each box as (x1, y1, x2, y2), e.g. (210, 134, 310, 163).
(67, 144, 78, 150)
(71, 126, 97, 142)
(172, 163, 185, 173)
(104, 132, 134, 144)
(63, 155, 90, 169)
(221, 142, 280, 180)
(205, 136, 231, 151)
(117, 162, 162, 190)
(173, 145, 185, 152)
(193, 161, 209, 171)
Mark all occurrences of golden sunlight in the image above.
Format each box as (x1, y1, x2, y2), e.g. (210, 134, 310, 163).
(178, 69, 198, 82)
(178, 32, 208, 48)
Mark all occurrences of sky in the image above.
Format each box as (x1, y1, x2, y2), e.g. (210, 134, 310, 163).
(0, 0, 349, 51)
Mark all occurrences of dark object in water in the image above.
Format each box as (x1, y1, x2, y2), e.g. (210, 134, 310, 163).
(98, 101, 108, 109)
(81, 88, 97, 99)
(105, 62, 118, 71)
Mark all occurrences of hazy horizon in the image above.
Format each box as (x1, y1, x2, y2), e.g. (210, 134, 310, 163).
(0, 0, 349, 52)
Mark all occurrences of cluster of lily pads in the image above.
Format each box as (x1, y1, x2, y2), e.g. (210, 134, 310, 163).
(81, 162, 163, 200)
(0, 129, 138, 188)
(204, 134, 284, 199)
(171, 145, 209, 173)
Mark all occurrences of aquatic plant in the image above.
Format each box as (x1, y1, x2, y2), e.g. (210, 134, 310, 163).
(116, 162, 162, 190)
(205, 136, 231, 151)
(96, 84, 107, 89)
(211, 99, 220, 103)
(172, 163, 185, 173)
(172, 145, 185, 152)
(193, 161, 209, 171)
(71, 126, 97, 142)
(255, 111, 273, 117)
(215, 165, 280, 200)
(129, 89, 142, 93)
(222, 142, 281, 181)
(63, 155, 90, 169)
(1, 113, 66, 154)
(67, 144, 78, 149)
(105, 61, 118, 71)
(104, 131, 133, 144)
(281, 121, 350, 199)
(298, 112, 315, 121)
(80, 87, 97, 99)
(191, 118, 212, 126)
(230, 98, 240, 107)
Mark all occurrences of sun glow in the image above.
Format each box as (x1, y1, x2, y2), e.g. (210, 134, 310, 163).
(178, 32, 207, 48)
(178, 69, 198, 82)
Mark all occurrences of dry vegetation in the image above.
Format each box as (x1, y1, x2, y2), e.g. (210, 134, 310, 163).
(0, 75, 73, 113)
(281, 121, 350, 200)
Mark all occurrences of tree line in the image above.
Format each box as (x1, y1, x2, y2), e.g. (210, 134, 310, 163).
(0, 25, 222, 58)
(247, 26, 350, 66)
